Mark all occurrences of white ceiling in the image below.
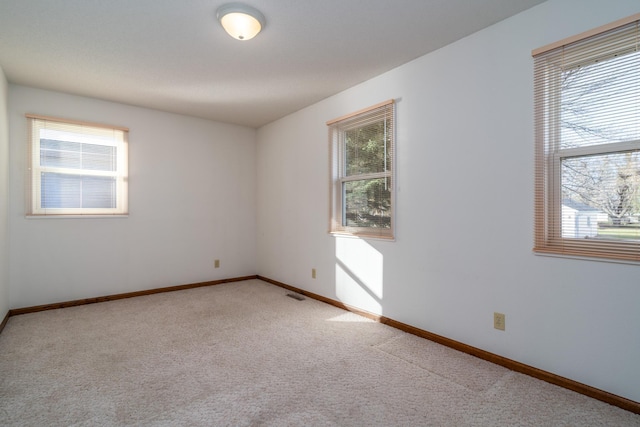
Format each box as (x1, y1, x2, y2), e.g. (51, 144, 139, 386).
(0, 0, 546, 128)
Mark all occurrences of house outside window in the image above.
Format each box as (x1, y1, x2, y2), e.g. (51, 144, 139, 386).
(27, 115, 129, 216)
(328, 100, 395, 239)
(533, 15, 640, 261)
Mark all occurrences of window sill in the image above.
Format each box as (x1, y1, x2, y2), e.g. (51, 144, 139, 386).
(25, 214, 129, 219)
(330, 231, 395, 242)
(533, 250, 640, 266)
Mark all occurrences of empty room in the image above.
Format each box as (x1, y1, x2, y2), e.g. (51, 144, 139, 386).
(1, 0, 639, 425)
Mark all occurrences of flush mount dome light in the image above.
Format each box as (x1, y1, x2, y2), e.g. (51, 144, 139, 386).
(216, 3, 265, 41)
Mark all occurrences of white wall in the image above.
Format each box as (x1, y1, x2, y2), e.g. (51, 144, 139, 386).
(0, 67, 9, 319)
(8, 85, 257, 308)
(256, 0, 640, 402)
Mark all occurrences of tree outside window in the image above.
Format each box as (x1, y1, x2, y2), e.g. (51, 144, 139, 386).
(328, 100, 395, 239)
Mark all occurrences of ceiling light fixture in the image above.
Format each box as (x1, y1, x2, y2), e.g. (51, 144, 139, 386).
(216, 3, 265, 41)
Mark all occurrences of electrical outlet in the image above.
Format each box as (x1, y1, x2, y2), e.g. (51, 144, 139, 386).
(494, 312, 505, 331)
(311, 268, 316, 279)
(214, 259, 220, 268)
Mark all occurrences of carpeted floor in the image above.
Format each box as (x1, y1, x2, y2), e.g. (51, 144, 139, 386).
(0, 279, 638, 426)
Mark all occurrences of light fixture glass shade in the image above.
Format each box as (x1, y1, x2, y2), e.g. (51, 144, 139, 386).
(217, 3, 265, 41)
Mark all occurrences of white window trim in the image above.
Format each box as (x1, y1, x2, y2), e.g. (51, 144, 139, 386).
(27, 114, 129, 217)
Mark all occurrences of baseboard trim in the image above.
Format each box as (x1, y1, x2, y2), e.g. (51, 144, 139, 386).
(0, 311, 9, 334)
(257, 275, 640, 415)
(4, 274, 638, 414)
(8, 275, 258, 317)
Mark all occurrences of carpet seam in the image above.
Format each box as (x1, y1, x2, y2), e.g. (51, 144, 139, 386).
(258, 275, 640, 415)
(372, 341, 504, 395)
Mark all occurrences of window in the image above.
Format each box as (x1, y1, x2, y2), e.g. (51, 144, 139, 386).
(328, 100, 395, 239)
(533, 14, 640, 261)
(27, 115, 128, 216)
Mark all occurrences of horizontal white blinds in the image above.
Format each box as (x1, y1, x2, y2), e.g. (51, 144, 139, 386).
(27, 115, 129, 216)
(533, 16, 640, 261)
(328, 100, 395, 239)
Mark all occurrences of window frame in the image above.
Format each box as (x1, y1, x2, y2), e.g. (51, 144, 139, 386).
(327, 100, 395, 240)
(533, 14, 640, 262)
(26, 114, 129, 217)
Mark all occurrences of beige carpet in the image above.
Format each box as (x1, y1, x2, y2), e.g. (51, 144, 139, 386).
(0, 279, 638, 426)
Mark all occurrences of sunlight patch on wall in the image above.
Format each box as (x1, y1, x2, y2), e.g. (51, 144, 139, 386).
(335, 237, 383, 314)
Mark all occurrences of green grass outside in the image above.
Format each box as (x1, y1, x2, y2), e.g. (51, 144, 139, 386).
(597, 226, 640, 240)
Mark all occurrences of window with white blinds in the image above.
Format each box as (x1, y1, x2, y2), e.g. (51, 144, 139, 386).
(328, 100, 395, 239)
(533, 14, 640, 261)
(27, 115, 129, 216)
